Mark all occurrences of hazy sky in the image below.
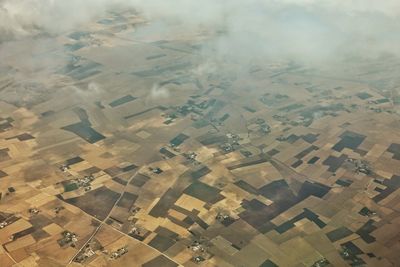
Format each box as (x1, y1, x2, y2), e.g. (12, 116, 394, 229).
(1, 0, 400, 66)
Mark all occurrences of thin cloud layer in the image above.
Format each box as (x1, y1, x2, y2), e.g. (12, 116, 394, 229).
(1, 0, 399, 65)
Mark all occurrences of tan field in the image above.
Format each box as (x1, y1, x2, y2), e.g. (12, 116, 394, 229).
(1, 5, 400, 267)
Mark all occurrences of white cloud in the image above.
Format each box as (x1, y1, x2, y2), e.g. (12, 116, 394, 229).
(150, 84, 170, 99)
(1, 0, 399, 65)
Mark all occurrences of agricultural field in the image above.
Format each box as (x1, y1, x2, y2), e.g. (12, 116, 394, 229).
(1, 5, 400, 267)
